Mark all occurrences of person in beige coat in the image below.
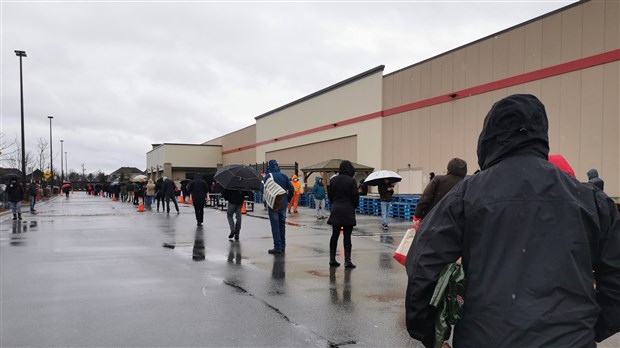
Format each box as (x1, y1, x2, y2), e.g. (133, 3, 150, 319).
(145, 179, 156, 210)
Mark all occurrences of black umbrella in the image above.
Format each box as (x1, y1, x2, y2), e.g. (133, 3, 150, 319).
(1, 173, 20, 180)
(214, 165, 262, 191)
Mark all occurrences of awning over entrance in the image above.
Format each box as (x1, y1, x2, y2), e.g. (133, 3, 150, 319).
(301, 159, 374, 189)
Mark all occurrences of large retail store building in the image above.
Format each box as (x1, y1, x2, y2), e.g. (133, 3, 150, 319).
(147, 0, 619, 199)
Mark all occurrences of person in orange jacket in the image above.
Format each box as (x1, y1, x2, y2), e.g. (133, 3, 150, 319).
(287, 174, 302, 213)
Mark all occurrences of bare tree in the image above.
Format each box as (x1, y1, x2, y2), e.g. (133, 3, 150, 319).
(0, 133, 18, 167)
(2, 140, 33, 172)
(35, 137, 49, 172)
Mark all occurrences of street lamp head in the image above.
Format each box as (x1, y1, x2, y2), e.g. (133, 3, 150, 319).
(14, 50, 27, 57)
(48, 115, 53, 120)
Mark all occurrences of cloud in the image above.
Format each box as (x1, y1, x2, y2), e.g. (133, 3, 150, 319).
(0, 1, 575, 174)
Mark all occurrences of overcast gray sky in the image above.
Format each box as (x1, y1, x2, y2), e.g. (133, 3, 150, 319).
(1, 0, 575, 175)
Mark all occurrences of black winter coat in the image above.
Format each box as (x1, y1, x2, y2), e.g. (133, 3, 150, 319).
(6, 182, 24, 203)
(327, 161, 359, 227)
(188, 176, 209, 203)
(406, 94, 620, 348)
(162, 179, 176, 198)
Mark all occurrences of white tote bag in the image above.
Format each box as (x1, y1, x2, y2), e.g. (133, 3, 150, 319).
(393, 224, 418, 266)
(263, 173, 286, 210)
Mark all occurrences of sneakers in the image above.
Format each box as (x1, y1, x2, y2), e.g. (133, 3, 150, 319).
(197, 222, 202, 226)
(382, 224, 389, 230)
(268, 249, 283, 255)
(228, 231, 235, 239)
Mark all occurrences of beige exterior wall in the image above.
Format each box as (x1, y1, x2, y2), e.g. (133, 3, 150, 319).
(206, 125, 257, 165)
(382, 0, 620, 197)
(256, 70, 383, 170)
(146, 144, 223, 176)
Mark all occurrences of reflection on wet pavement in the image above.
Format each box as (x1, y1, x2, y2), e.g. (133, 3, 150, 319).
(330, 267, 353, 309)
(227, 241, 242, 265)
(192, 227, 205, 261)
(7, 220, 39, 246)
(269, 256, 286, 296)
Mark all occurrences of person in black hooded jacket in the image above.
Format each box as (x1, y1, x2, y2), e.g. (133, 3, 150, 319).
(405, 94, 620, 348)
(188, 174, 209, 226)
(327, 160, 359, 268)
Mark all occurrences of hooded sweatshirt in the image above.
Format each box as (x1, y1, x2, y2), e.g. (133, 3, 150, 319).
(406, 94, 620, 348)
(263, 160, 294, 210)
(587, 168, 604, 191)
(414, 158, 467, 219)
(312, 177, 326, 200)
(327, 160, 359, 227)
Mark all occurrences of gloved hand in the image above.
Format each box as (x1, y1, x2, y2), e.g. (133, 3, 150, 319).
(412, 216, 421, 230)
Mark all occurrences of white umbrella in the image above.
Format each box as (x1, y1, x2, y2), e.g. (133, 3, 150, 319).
(363, 170, 402, 186)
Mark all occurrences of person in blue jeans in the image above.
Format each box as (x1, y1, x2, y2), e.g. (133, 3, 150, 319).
(263, 160, 294, 255)
(378, 179, 394, 230)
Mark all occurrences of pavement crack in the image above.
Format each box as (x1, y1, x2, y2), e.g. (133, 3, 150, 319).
(329, 340, 357, 347)
(222, 280, 335, 347)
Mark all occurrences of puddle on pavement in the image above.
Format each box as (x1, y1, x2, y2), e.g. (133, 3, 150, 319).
(306, 270, 329, 277)
(366, 293, 402, 302)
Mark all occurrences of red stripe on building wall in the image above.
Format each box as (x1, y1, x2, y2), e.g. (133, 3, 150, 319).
(223, 49, 620, 155)
(222, 111, 382, 154)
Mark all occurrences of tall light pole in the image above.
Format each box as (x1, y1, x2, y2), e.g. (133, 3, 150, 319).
(48, 116, 54, 187)
(65, 151, 68, 180)
(15, 50, 27, 183)
(60, 140, 64, 182)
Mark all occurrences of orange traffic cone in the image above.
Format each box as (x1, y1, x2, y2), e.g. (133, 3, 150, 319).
(179, 194, 184, 204)
(241, 202, 247, 214)
(188, 195, 193, 205)
(138, 199, 144, 212)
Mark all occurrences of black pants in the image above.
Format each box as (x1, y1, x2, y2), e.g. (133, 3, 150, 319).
(156, 194, 163, 210)
(330, 225, 353, 255)
(193, 201, 205, 223)
(165, 194, 179, 212)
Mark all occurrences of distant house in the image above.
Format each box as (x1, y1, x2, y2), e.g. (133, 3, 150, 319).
(108, 167, 144, 182)
(26, 169, 44, 182)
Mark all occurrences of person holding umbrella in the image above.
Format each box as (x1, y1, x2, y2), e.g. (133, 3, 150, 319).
(6, 177, 24, 220)
(214, 164, 263, 240)
(188, 174, 209, 226)
(222, 189, 249, 240)
(61, 182, 72, 198)
(378, 179, 394, 230)
(364, 170, 402, 230)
